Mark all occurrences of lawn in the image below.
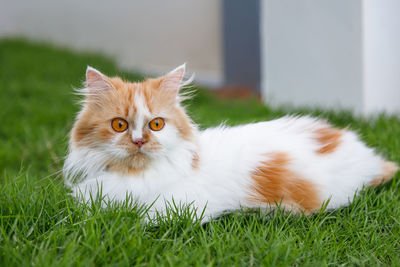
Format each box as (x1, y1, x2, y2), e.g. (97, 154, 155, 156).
(1, 38, 399, 266)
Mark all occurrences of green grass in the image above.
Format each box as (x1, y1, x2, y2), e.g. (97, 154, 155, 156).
(1, 38, 399, 266)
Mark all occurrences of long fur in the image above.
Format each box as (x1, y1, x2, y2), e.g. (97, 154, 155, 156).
(64, 65, 398, 222)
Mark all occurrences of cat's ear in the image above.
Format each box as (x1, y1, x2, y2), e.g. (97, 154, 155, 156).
(160, 63, 186, 96)
(85, 66, 112, 91)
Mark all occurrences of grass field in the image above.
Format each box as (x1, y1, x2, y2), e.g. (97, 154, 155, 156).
(1, 39, 399, 266)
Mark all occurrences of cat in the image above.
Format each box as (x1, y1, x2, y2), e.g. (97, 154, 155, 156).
(64, 64, 398, 222)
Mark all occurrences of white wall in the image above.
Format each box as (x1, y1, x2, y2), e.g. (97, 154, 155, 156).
(261, 0, 363, 111)
(0, 0, 223, 86)
(261, 0, 400, 115)
(363, 0, 400, 114)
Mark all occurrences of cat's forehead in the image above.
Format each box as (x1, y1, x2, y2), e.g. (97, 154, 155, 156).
(106, 77, 169, 117)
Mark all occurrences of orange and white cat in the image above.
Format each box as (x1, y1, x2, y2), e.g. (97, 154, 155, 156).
(64, 65, 398, 221)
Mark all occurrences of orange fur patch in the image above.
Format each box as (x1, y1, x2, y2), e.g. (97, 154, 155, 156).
(313, 127, 342, 154)
(250, 152, 321, 212)
(369, 161, 398, 187)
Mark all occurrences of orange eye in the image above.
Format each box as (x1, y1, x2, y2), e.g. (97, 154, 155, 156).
(149, 117, 165, 131)
(111, 118, 128, 132)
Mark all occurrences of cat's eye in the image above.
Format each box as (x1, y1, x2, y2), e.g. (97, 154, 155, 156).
(111, 118, 128, 132)
(149, 118, 165, 131)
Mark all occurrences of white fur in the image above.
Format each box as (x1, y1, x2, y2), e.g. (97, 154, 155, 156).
(64, 114, 388, 222)
(131, 92, 151, 140)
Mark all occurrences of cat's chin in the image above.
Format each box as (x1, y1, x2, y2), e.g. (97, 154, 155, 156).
(110, 150, 152, 175)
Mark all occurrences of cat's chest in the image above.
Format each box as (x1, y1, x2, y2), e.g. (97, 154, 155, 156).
(116, 165, 193, 197)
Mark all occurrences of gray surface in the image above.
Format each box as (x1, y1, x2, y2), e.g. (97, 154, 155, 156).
(223, 0, 261, 92)
(261, 0, 363, 111)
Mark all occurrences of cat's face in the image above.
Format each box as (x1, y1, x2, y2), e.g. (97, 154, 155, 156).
(71, 65, 195, 173)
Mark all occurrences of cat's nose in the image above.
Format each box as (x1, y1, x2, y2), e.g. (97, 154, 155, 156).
(132, 139, 146, 148)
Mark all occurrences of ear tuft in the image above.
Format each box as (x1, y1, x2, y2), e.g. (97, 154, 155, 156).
(160, 63, 186, 95)
(85, 66, 111, 90)
(169, 63, 186, 80)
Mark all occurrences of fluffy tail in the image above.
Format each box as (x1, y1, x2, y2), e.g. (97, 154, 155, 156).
(369, 161, 399, 187)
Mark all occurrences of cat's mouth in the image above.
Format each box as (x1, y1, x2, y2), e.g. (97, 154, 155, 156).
(127, 149, 150, 158)
(131, 150, 144, 155)
(122, 145, 147, 155)
(118, 144, 159, 159)
(126, 144, 160, 156)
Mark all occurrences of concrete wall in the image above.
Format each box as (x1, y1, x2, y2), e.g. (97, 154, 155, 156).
(261, 0, 400, 115)
(261, 0, 363, 111)
(0, 0, 223, 86)
(363, 0, 400, 114)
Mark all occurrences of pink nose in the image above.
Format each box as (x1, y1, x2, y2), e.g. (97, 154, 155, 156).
(133, 139, 146, 148)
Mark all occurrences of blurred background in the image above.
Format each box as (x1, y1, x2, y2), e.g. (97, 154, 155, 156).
(1, 0, 399, 115)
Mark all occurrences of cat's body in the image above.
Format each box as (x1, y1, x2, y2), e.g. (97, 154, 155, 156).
(64, 65, 398, 221)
